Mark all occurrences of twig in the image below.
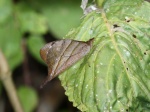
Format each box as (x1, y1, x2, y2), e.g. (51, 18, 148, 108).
(0, 49, 24, 112)
(22, 38, 31, 85)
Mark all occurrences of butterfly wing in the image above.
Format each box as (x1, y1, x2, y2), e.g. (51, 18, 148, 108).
(40, 38, 94, 87)
(54, 40, 91, 75)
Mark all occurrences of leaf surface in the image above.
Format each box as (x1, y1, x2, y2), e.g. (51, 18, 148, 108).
(59, 0, 150, 111)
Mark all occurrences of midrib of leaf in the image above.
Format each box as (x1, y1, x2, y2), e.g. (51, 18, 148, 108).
(101, 9, 136, 97)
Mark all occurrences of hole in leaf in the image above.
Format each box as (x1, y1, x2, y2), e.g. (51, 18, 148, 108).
(132, 34, 136, 38)
(126, 19, 130, 22)
(113, 24, 120, 28)
(125, 19, 130, 23)
(126, 68, 128, 70)
(125, 17, 134, 23)
(144, 52, 147, 55)
(126, 109, 129, 112)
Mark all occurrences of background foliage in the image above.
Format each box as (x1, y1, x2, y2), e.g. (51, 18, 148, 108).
(0, 0, 82, 111)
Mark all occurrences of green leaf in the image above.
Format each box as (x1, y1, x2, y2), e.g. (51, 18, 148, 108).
(59, 0, 150, 111)
(0, 17, 23, 70)
(15, 2, 48, 34)
(17, 86, 38, 112)
(29, 0, 82, 38)
(0, 0, 12, 24)
(27, 35, 46, 64)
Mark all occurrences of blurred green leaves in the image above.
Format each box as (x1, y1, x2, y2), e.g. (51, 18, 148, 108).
(0, 0, 12, 24)
(0, 1, 82, 110)
(15, 2, 48, 34)
(18, 86, 38, 112)
(28, 0, 82, 38)
(0, 0, 82, 70)
(0, 0, 83, 112)
(40, 0, 82, 38)
(0, 17, 23, 70)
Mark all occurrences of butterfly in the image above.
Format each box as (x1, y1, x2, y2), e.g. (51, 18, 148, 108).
(40, 38, 94, 88)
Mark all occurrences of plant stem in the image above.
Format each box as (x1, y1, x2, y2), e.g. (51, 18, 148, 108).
(95, 0, 105, 8)
(0, 49, 24, 112)
(22, 39, 31, 86)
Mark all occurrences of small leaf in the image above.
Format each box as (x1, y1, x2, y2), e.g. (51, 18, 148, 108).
(17, 86, 38, 112)
(59, 0, 150, 111)
(27, 35, 46, 64)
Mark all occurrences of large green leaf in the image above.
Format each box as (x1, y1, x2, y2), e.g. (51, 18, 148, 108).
(0, 17, 23, 70)
(59, 0, 150, 111)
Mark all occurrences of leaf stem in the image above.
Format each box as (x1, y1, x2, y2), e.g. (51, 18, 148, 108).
(95, 0, 105, 8)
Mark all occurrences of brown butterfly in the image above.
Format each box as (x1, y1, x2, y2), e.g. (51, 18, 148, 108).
(40, 38, 94, 88)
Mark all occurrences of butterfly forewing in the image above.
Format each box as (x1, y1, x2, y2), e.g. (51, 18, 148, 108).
(55, 41, 91, 75)
(47, 40, 72, 71)
(55, 40, 80, 69)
